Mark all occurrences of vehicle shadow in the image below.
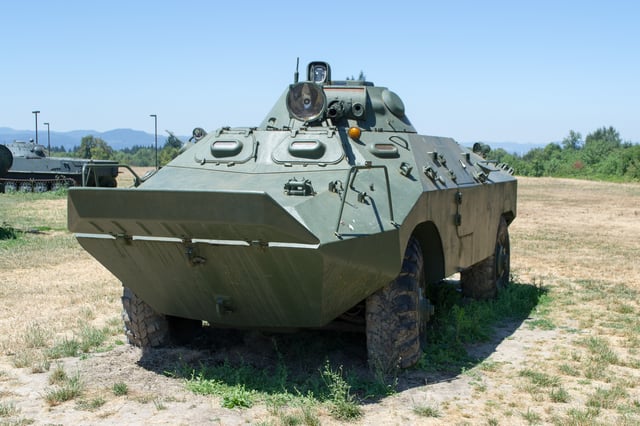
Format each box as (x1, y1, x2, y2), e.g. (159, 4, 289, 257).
(135, 280, 545, 402)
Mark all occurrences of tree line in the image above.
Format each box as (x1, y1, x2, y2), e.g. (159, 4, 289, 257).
(484, 126, 639, 181)
(51, 134, 184, 167)
(52, 126, 639, 182)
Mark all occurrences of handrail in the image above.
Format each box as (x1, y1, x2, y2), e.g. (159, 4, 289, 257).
(81, 163, 143, 187)
(334, 163, 395, 238)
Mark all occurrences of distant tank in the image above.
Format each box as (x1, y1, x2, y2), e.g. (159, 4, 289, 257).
(0, 140, 118, 192)
(68, 61, 517, 369)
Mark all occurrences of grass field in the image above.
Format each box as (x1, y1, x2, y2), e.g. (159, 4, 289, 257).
(0, 177, 639, 425)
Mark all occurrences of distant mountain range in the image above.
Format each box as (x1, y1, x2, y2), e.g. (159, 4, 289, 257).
(0, 127, 175, 151)
(0, 127, 545, 155)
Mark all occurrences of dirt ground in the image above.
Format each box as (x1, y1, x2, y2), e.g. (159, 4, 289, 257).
(1, 176, 639, 425)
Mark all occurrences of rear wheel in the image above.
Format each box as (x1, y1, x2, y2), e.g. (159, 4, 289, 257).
(461, 216, 510, 300)
(366, 237, 429, 371)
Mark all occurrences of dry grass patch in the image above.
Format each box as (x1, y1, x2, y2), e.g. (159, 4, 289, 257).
(508, 177, 640, 425)
(512, 177, 640, 287)
(1, 193, 120, 356)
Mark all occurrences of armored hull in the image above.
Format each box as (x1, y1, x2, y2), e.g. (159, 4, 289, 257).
(68, 61, 517, 368)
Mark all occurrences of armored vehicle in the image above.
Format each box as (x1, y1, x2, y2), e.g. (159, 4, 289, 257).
(0, 140, 118, 192)
(68, 61, 516, 369)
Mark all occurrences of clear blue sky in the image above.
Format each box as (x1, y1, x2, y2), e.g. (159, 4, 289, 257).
(1, 0, 639, 144)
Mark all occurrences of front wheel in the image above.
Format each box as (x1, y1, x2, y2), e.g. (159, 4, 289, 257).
(366, 237, 430, 371)
(122, 287, 170, 348)
(121, 287, 202, 348)
(461, 216, 510, 300)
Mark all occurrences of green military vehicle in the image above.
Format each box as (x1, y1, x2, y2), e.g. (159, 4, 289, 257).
(0, 140, 118, 192)
(68, 61, 516, 369)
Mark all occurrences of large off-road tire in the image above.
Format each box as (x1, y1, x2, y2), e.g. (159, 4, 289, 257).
(366, 237, 428, 371)
(122, 287, 202, 348)
(461, 216, 510, 300)
(122, 287, 170, 348)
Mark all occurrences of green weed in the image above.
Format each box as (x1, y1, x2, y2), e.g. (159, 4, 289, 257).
(478, 360, 501, 372)
(77, 396, 106, 411)
(22, 323, 48, 349)
(112, 382, 128, 396)
(11, 351, 36, 369)
(44, 372, 83, 406)
(562, 407, 600, 425)
(580, 336, 620, 365)
(78, 324, 107, 353)
(48, 364, 67, 385)
(0, 402, 18, 417)
(413, 404, 441, 417)
(298, 405, 321, 426)
(28, 352, 50, 373)
(47, 338, 81, 359)
(221, 385, 254, 409)
(522, 408, 542, 425)
(519, 369, 560, 387)
(549, 387, 570, 403)
(558, 363, 579, 376)
(153, 398, 167, 410)
(186, 371, 256, 409)
(266, 399, 320, 426)
(528, 317, 556, 330)
(586, 385, 628, 409)
(321, 362, 362, 420)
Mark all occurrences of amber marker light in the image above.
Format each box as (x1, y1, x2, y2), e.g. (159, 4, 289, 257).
(348, 127, 361, 140)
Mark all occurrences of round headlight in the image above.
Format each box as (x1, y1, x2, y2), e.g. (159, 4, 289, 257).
(286, 82, 326, 122)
